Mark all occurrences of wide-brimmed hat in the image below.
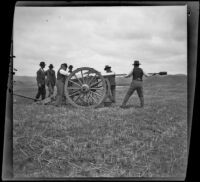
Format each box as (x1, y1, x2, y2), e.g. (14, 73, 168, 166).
(49, 64, 54, 68)
(39, 61, 45, 66)
(132, 60, 141, 65)
(104, 65, 111, 70)
(69, 65, 73, 69)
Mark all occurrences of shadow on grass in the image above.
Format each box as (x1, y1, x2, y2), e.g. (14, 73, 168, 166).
(48, 102, 143, 110)
(120, 104, 143, 109)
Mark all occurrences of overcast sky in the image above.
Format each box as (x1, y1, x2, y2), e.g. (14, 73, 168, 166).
(14, 6, 187, 76)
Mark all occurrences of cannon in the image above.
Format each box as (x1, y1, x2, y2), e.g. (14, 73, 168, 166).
(65, 67, 109, 108)
(13, 67, 116, 107)
(14, 66, 168, 108)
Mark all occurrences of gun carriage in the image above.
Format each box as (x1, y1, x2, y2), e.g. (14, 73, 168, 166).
(14, 65, 167, 108)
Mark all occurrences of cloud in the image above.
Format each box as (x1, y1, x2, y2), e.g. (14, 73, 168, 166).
(14, 6, 187, 76)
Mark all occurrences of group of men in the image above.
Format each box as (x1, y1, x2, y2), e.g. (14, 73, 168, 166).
(35, 62, 73, 106)
(35, 59, 148, 108)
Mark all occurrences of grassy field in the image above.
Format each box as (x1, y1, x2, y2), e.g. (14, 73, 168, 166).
(13, 75, 187, 178)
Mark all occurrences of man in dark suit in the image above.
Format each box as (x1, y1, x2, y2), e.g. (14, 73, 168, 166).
(35, 62, 46, 100)
(45, 64, 56, 98)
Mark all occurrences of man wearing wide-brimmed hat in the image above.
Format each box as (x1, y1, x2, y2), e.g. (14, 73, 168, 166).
(35, 61, 46, 100)
(103, 65, 116, 103)
(120, 60, 149, 108)
(45, 64, 56, 98)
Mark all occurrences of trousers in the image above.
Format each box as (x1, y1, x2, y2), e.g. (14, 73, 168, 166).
(55, 80, 65, 106)
(104, 78, 116, 103)
(47, 83, 55, 97)
(109, 85, 116, 102)
(122, 80, 144, 107)
(35, 84, 46, 100)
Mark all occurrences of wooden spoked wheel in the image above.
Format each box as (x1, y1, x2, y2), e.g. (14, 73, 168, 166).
(65, 67, 107, 108)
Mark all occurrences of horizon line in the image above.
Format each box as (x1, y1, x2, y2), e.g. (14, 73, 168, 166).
(14, 73, 188, 77)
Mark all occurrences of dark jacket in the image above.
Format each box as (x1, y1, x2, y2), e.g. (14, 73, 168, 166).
(36, 68, 46, 85)
(45, 69, 56, 86)
(132, 67, 144, 81)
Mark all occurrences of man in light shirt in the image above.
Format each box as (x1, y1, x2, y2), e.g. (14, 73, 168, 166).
(102, 65, 116, 103)
(55, 63, 68, 106)
(120, 60, 149, 108)
(35, 61, 46, 101)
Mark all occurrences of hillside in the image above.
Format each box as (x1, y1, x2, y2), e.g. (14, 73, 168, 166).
(14, 74, 187, 87)
(14, 76, 36, 85)
(13, 73, 187, 178)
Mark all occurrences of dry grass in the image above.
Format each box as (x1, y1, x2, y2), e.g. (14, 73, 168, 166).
(13, 75, 187, 178)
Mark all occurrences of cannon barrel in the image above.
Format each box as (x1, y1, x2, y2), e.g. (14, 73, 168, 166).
(148, 72, 167, 76)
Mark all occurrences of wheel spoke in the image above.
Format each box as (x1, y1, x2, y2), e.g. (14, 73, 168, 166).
(87, 92, 92, 104)
(82, 94, 86, 103)
(81, 70, 85, 84)
(77, 93, 87, 106)
(89, 93, 94, 105)
(68, 80, 82, 88)
(90, 90, 103, 99)
(89, 91, 98, 104)
(82, 95, 88, 105)
(86, 92, 91, 105)
(73, 94, 81, 103)
(91, 85, 103, 88)
(76, 94, 83, 105)
(90, 87, 103, 90)
(68, 90, 80, 97)
(90, 79, 102, 88)
(88, 75, 97, 85)
(74, 73, 83, 86)
(67, 87, 81, 90)
(95, 90, 104, 97)
(84, 72, 91, 84)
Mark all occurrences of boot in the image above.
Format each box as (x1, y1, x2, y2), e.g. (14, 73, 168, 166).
(139, 97, 144, 107)
(54, 95, 62, 106)
(120, 94, 131, 108)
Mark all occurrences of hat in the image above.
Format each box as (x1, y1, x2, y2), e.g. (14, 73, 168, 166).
(61, 63, 68, 68)
(133, 60, 141, 65)
(104, 65, 111, 70)
(39, 61, 45, 66)
(49, 64, 54, 68)
(69, 65, 73, 69)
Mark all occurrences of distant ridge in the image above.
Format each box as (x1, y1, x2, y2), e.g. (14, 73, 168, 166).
(116, 74, 187, 86)
(14, 74, 187, 87)
(14, 76, 36, 82)
(14, 76, 37, 88)
(171, 74, 187, 76)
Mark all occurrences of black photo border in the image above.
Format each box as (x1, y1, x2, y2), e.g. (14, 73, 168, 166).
(1, 1, 199, 181)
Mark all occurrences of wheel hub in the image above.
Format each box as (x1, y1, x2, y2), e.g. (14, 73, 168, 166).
(81, 84, 90, 93)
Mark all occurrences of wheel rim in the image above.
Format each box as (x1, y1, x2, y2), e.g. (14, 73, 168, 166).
(65, 67, 107, 108)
